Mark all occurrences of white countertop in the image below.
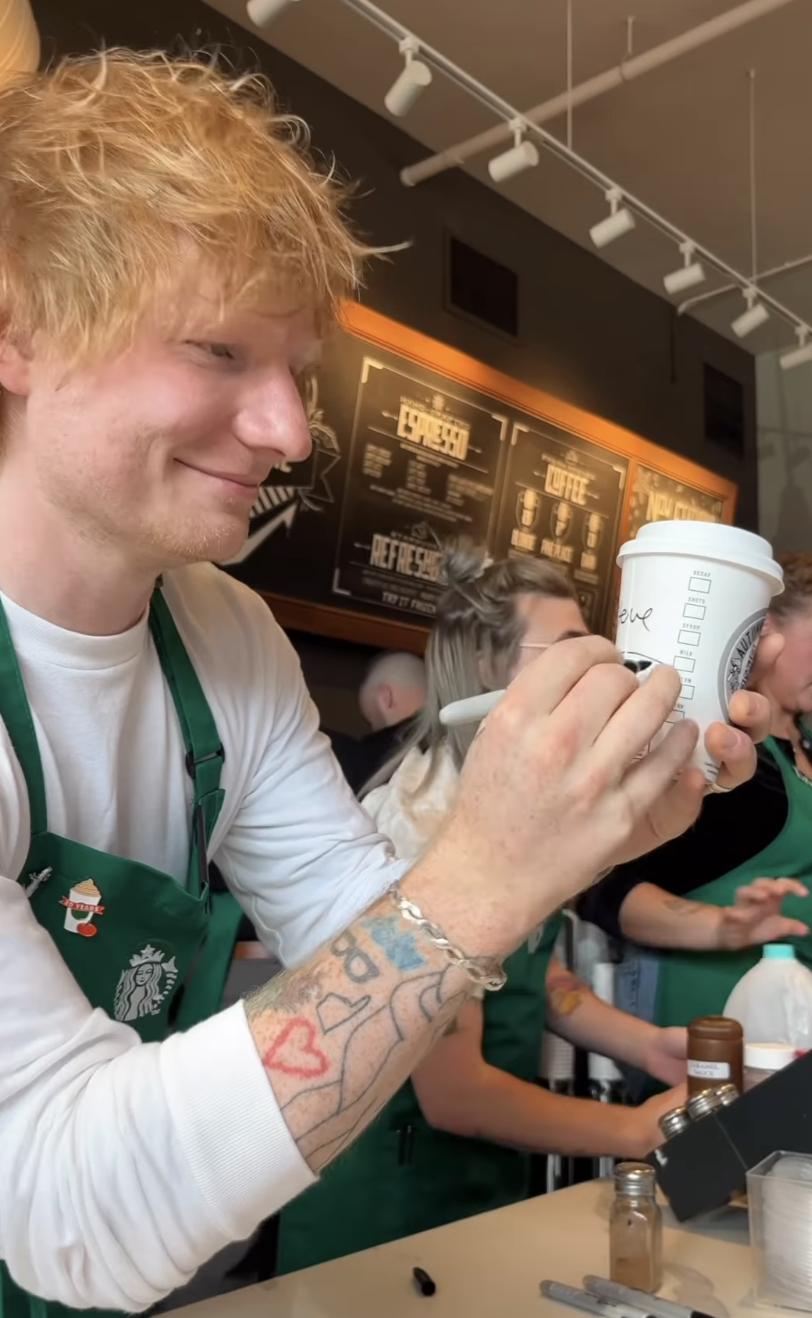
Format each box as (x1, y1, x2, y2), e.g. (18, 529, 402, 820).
(174, 1178, 781, 1318)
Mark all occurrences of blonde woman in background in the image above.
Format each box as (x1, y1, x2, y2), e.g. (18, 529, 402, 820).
(278, 547, 691, 1274)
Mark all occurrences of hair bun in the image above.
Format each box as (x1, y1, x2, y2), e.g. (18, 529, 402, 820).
(439, 540, 491, 590)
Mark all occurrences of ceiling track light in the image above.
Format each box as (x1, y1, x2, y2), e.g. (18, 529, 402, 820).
(487, 118, 539, 184)
(589, 188, 636, 249)
(780, 327, 812, 371)
(246, 0, 299, 26)
(384, 36, 432, 118)
(663, 242, 705, 296)
(731, 286, 769, 338)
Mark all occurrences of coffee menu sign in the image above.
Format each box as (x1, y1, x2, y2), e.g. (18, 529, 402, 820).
(224, 304, 738, 652)
(493, 422, 628, 633)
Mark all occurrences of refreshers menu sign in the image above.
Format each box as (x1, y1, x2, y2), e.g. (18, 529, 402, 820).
(332, 358, 508, 618)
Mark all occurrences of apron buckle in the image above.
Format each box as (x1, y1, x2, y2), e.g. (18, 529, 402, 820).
(185, 746, 225, 780)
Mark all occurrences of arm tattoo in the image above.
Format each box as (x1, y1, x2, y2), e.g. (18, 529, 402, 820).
(245, 909, 469, 1174)
(662, 896, 706, 918)
(546, 966, 586, 1018)
(330, 930, 381, 984)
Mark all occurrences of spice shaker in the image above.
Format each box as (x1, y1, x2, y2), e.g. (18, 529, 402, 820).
(687, 1015, 743, 1097)
(658, 1105, 690, 1140)
(686, 1087, 724, 1121)
(714, 1082, 739, 1107)
(609, 1162, 663, 1292)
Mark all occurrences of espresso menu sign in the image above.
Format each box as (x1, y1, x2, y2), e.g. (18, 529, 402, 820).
(625, 465, 725, 539)
(332, 359, 509, 619)
(494, 421, 628, 632)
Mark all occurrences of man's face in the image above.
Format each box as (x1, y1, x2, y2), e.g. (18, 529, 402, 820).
(4, 284, 318, 571)
(508, 592, 589, 682)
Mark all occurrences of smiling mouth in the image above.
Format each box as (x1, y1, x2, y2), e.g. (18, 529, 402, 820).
(178, 461, 261, 494)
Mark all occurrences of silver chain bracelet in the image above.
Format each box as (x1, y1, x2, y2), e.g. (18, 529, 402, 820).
(389, 884, 507, 992)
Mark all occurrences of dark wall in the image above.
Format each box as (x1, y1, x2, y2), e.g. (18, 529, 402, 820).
(28, 0, 759, 729)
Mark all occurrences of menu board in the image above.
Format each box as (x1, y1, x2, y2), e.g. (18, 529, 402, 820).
(626, 465, 725, 539)
(493, 421, 628, 632)
(223, 303, 738, 650)
(332, 359, 508, 619)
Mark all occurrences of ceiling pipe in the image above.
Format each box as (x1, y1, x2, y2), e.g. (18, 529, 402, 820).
(400, 0, 800, 188)
(335, 0, 809, 343)
(677, 251, 812, 316)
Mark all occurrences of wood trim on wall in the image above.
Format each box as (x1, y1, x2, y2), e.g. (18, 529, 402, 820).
(260, 302, 738, 650)
(261, 592, 428, 654)
(340, 302, 738, 511)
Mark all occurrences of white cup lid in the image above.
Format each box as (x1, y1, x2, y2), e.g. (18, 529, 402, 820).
(617, 520, 784, 595)
(744, 1042, 797, 1070)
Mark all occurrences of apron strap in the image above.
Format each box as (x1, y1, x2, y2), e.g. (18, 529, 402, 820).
(0, 595, 48, 836)
(149, 588, 226, 899)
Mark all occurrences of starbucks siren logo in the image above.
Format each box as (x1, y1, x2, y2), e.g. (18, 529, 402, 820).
(113, 941, 178, 1023)
(719, 609, 768, 714)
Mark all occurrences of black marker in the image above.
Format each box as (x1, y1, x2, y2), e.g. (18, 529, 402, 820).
(412, 1266, 436, 1297)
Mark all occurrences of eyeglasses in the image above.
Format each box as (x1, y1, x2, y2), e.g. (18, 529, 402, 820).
(517, 642, 552, 652)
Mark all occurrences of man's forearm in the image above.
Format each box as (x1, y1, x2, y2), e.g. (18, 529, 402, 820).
(245, 889, 472, 1173)
(619, 883, 722, 950)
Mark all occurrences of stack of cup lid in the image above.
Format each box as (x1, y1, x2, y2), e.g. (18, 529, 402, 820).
(761, 1153, 812, 1305)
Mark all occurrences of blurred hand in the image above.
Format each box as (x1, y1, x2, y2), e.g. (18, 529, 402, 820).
(643, 1027, 687, 1087)
(718, 878, 809, 950)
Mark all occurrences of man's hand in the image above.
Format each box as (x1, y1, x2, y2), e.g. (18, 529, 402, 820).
(610, 678, 776, 869)
(642, 1027, 687, 1087)
(702, 627, 784, 793)
(718, 878, 809, 950)
(424, 637, 700, 955)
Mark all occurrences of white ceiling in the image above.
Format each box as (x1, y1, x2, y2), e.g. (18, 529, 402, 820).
(204, 0, 812, 353)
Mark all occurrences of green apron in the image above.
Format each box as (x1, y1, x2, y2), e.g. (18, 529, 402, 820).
(276, 911, 562, 1275)
(0, 588, 240, 1318)
(656, 738, 812, 1028)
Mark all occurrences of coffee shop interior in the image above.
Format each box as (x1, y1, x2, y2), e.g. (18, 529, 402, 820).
(5, 1, 812, 1316)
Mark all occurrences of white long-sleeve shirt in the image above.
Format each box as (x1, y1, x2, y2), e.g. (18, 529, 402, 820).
(0, 563, 406, 1311)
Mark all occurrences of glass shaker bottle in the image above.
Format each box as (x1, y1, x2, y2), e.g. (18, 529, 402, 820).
(609, 1162, 663, 1292)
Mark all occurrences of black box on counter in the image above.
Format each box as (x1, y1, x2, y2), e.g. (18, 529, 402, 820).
(648, 1050, 812, 1220)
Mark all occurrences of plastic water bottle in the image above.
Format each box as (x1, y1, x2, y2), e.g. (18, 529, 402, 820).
(724, 945, 812, 1052)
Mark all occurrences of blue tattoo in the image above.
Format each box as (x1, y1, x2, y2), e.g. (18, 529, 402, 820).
(363, 916, 428, 972)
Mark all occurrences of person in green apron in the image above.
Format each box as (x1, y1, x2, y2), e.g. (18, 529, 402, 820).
(579, 551, 812, 1054)
(278, 547, 690, 1275)
(0, 585, 245, 1318)
(0, 48, 779, 1317)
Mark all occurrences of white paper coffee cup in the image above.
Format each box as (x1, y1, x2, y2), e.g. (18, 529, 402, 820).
(615, 521, 784, 781)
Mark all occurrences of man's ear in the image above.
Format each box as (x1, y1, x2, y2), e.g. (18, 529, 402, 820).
(0, 333, 34, 397)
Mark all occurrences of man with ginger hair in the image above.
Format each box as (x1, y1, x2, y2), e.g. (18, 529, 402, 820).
(0, 47, 772, 1317)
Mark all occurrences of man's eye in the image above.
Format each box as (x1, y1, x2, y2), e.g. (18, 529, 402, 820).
(187, 341, 235, 361)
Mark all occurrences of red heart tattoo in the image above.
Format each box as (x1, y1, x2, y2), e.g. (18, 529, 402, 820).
(262, 1019, 330, 1080)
